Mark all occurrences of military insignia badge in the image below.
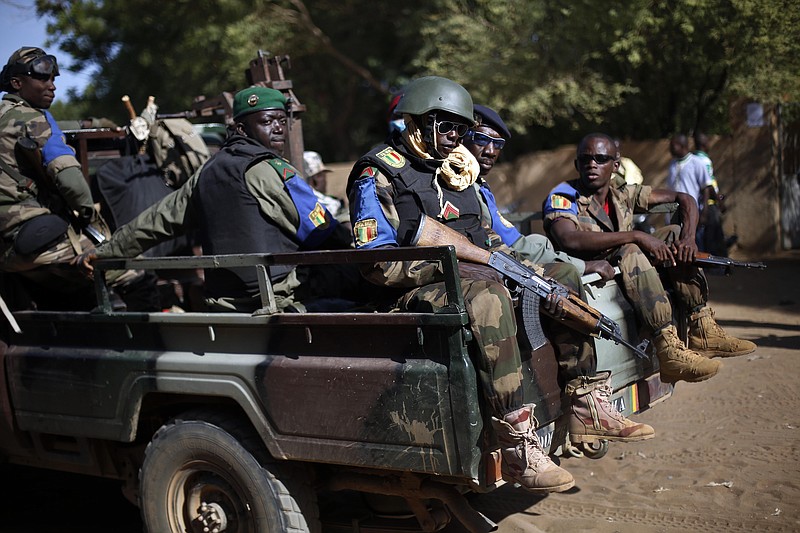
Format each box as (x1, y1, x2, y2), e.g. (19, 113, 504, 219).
(551, 195, 572, 210)
(247, 94, 259, 107)
(440, 201, 460, 220)
(354, 218, 379, 246)
(308, 203, 327, 227)
(376, 147, 405, 169)
(359, 166, 377, 179)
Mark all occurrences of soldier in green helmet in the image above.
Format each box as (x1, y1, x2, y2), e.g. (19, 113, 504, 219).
(80, 86, 365, 312)
(347, 76, 654, 494)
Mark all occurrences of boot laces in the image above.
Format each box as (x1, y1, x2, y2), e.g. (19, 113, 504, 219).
(520, 429, 551, 469)
(595, 383, 626, 422)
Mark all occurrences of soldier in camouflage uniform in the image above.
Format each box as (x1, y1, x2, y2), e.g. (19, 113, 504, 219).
(80, 87, 363, 313)
(348, 77, 652, 494)
(465, 105, 654, 451)
(543, 133, 756, 385)
(0, 47, 102, 295)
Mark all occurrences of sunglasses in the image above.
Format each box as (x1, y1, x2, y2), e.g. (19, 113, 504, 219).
(576, 153, 616, 165)
(466, 130, 506, 149)
(19, 55, 59, 80)
(435, 120, 469, 137)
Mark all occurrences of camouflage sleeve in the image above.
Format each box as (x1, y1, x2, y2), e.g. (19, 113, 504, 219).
(96, 171, 198, 258)
(633, 184, 654, 212)
(349, 166, 442, 288)
(510, 233, 586, 274)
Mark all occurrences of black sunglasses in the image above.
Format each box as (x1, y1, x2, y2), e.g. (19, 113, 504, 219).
(466, 130, 506, 149)
(576, 153, 616, 165)
(435, 120, 469, 137)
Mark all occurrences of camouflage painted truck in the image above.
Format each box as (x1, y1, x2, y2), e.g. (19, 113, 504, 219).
(0, 245, 672, 533)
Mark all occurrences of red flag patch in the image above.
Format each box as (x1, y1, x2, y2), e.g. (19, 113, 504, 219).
(440, 201, 460, 220)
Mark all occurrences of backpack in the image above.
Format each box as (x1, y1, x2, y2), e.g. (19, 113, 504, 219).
(148, 118, 210, 188)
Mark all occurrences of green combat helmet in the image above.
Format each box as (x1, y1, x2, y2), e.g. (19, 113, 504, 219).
(394, 76, 474, 125)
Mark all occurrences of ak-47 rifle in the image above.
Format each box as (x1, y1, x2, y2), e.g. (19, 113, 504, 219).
(411, 215, 648, 359)
(15, 137, 106, 245)
(662, 252, 766, 275)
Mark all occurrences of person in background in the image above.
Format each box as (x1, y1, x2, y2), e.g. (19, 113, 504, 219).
(692, 132, 735, 255)
(302, 150, 349, 226)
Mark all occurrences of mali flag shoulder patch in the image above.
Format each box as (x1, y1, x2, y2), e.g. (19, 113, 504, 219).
(376, 147, 406, 169)
(550, 195, 572, 210)
(308, 202, 327, 227)
(440, 201, 460, 220)
(354, 218, 379, 246)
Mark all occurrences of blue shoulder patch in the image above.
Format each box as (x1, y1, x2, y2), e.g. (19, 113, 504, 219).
(478, 183, 522, 246)
(41, 110, 76, 165)
(543, 182, 579, 217)
(282, 168, 338, 247)
(350, 171, 397, 249)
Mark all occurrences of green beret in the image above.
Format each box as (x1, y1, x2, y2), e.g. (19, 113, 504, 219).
(233, 87, 287, 120)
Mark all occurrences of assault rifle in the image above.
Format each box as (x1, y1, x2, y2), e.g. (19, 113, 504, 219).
(411, 215, 648, 359)
(15, 137, 106, 245)
(661, 252, 766, 275)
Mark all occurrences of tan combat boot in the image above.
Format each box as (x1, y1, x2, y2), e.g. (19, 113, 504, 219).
(491, 405, 575, 493)
(566, 371, 655, 444)
(688, 307, 756, 358)
(653, 324, 721, 384)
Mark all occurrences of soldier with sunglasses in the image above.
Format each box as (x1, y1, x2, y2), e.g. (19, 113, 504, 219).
(0, 47, 124, 306)
(348, 78, 654, 494)
(543, 133, 756, 385)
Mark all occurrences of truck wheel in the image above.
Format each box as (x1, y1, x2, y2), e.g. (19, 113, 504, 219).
(139, 410, 319, 533)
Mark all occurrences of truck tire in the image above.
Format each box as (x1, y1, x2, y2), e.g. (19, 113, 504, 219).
(139, 410, 319, 533)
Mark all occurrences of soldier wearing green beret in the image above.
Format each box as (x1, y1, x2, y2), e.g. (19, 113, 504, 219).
(80, 86, 363, 312)
(0, 47, 112, 303)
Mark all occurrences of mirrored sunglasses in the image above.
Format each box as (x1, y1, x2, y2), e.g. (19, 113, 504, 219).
(435, 120, 469, 137)
(466, 130, 506, 149)
(576, 153, 616, 165)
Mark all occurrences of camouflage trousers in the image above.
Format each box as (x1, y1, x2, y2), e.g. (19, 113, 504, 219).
(398, 261, 596, 418)
(0, 228, 140, 300)
(607, 225, 708, 333)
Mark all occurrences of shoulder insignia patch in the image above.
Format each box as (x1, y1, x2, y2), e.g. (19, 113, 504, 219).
(440, 201, 460, 220)
(267, 157, 298, 181)
(354, 218, 379, 246)
(376, 147, 405, 169)
(551, 195, 572, 210)
(308, 202, 327, 227)
(359, 166, 377, 179)
(498, 213, 514, 228)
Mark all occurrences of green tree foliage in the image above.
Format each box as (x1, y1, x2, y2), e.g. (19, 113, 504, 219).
(36, 0, 800, 160)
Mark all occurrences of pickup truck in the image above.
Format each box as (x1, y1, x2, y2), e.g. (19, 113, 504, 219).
(0, 246, 672, 533)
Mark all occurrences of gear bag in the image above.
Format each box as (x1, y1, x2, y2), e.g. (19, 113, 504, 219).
(148, 118, 210, 188)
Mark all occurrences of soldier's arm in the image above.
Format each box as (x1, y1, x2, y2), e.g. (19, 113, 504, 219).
(39, 111, 94, 218)
(349, 166, 442, 287)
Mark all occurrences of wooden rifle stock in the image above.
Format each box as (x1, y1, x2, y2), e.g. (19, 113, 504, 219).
(411, 215, 648, 357)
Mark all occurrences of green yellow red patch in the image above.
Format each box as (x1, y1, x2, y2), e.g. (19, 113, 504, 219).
(551, 195, 572, 210)
(354, 218, 379, 246)
(376, 147, 405, 169)
(308, 203, 327, 227)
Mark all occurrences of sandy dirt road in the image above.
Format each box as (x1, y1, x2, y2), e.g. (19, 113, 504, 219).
(2, 254, 798, 533)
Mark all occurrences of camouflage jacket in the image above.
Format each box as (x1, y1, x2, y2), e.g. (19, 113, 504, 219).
(0, 94, 87, 237)
(542, 175, 653, 259)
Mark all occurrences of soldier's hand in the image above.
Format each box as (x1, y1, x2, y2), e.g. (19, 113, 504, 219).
(671, 236, 698, 264)
(543, 292, 567, 319)
(584, 260, 615, 281)
(73, 249, 98, 279)
(638, 233, 675, 266)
